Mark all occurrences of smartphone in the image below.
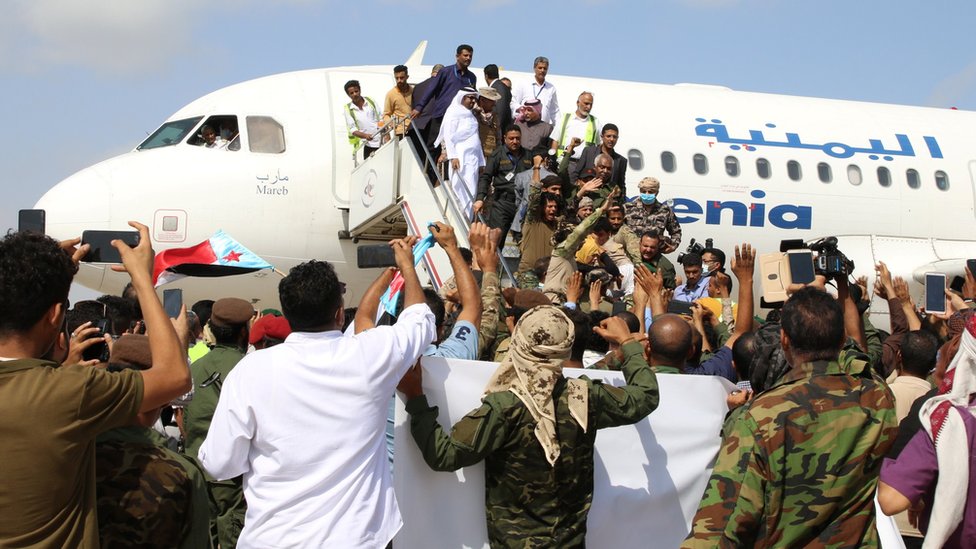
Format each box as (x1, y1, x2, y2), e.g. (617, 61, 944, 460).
(667, 300, 693, 316)
(925, 272, 947, 315)
(82, 318, 110, 362)
(967, 259, 976, 276)
(81, 230, 140, 263)
(18, 209, 45, 234)
(163, 289, 183, 319)
(357, 244, 397, 269)
(786, 249, 816, 285)
(950, 275, 965, 293)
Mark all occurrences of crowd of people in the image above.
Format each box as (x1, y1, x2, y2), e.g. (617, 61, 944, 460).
(1, 44, 973, 549)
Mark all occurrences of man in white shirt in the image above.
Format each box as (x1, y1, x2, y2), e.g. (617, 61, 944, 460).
(199, 236, 436, 548)
(510, 56, 559, 125)
(343, 79, 383, 161)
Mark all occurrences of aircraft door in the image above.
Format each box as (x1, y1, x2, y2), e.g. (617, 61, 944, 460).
(969, 160, 976, 220)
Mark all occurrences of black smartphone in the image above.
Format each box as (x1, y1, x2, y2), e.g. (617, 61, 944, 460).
(18, 209, 45, 234)
(950, 275, 965, 293)
(667, 300, 693, 316)
(357, 244, 397, 269)
(163, 289, 183, 318)
(82, 318, 110, 362)
(925, 272, 947, 315)
(967, 259, 976, 276)
(787, 249, 816, 285)
(81, 230, 140, 263)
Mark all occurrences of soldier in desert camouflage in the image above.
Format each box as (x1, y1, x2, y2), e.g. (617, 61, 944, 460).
(399, 306, 659, 548)
(624, 177, 681, 254)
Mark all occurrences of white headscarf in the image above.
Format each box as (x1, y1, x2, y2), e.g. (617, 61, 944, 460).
(916, 316, 976, 548)
(434, 87, 478, 147)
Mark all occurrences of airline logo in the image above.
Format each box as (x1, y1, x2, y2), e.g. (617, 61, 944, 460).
(694, 118, 944, 161)
(670, 190, 812, 230)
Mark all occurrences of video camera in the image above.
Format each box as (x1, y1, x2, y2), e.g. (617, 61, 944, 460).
(809, 236, 855, 280)
(677, 237, 712, 265)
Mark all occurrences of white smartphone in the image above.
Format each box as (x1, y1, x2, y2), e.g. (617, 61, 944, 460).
(786, 249, 816, 285)
(925, 272, 947, 315)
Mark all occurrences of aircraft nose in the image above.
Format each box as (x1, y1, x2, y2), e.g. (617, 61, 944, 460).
(34, 166, 112, 240)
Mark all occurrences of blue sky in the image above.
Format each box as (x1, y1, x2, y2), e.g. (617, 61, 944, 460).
(2, 0, 975, 238)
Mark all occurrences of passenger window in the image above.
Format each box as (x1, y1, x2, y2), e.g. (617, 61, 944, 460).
(187, 115, 240, 151)
(138, 117, 203, 150)
(247, 116, 286, 154)
(756, 158, 771, 179)
(725, 156, 739, 177)
(847, 165, 862, 185)
(817, 163, 832, 183)
(660, 151, 676, 173)
(693, 153, 708, 175)
(787, 160, 802, 181)
(627, 149, 644, 171)
(906, 169, 920, 189)
(935, 170, 950, 191)
(878, 166, 892, 187)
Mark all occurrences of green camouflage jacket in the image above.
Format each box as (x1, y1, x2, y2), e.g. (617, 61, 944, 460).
(406, 340, 659, 548)
(95, 426, 212, 549)
(683, 358, 897, 548)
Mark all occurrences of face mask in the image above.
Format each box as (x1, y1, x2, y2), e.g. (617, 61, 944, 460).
(640, 193, 656, 204)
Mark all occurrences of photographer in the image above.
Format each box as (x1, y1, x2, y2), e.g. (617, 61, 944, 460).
(0, 223, 191, 547)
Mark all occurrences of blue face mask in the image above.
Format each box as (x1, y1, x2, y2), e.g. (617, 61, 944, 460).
(640, 193, 656, 204)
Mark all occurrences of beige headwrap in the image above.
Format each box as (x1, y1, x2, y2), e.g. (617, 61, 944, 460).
(483, 305, 588, 465)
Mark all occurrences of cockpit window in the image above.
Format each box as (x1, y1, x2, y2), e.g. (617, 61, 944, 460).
(247, 116, 286, 154)
(137, 117, 202, 150)
(187, 115, 240, 151)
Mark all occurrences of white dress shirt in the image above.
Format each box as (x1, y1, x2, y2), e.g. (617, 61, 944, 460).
(511, 79, 560, 125)
(200, 303, 436, 548)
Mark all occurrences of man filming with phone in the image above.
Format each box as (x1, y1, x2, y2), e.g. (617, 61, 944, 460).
(0, 222, 192, 547)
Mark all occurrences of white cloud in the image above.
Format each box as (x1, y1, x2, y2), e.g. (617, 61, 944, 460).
(928, 60, 976, 108)
(27, 0, 201, 73)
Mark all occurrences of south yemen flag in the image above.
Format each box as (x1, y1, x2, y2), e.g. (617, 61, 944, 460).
(152, 230, 274, 287)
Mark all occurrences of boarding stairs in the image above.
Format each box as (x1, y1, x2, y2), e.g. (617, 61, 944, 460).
(341, 124, 515, 291)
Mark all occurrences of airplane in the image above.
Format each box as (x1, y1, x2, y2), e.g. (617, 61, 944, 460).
(35, 41, 976, 327)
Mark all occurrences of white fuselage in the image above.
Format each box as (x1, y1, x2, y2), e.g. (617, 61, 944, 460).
(36, 64, 976, 310)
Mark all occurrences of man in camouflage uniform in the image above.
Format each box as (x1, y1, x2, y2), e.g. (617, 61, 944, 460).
(399, 307, 659, 547)
(624, 177, 681, 254)
(682, 286, 897, 548)
(639, 232, 677, 290)
(184, 298, 254, 549)
(95, 334, 211, 549)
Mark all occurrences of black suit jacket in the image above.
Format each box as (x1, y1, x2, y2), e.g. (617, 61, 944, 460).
(411, 77, 437, 130)
(490, 79, 513, 138)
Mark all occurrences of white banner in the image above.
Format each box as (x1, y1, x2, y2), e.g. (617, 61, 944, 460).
(393, 357, 903, 549)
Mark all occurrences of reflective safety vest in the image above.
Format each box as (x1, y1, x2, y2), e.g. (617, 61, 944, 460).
(555, 113, 597, 159)
(345, 97, 379, 149)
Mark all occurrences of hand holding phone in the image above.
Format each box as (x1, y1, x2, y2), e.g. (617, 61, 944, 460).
(163, 289, 183, 319)
(81, 319, 111, 363)
(81, 230, 140, 263)
(924, 272, 947, 315)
